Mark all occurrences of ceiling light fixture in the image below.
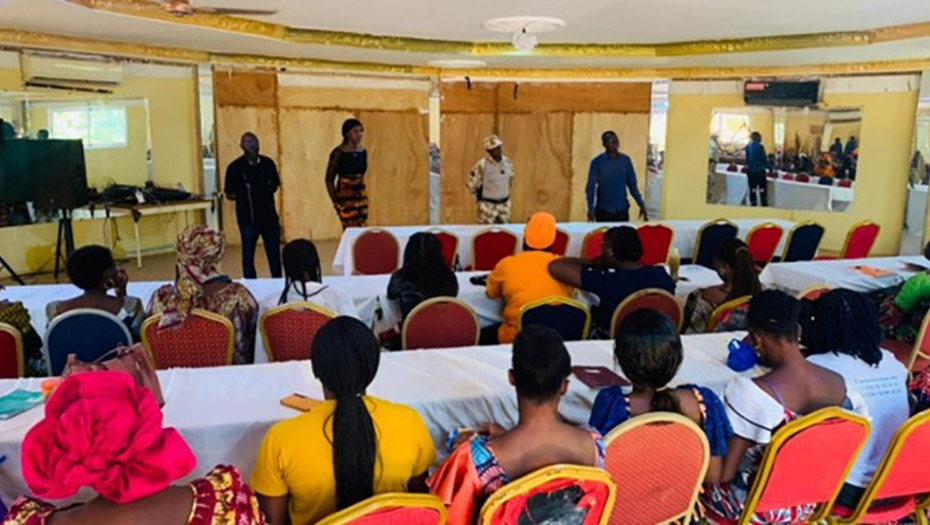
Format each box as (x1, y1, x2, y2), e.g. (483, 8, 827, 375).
(483, 16, 566, 52)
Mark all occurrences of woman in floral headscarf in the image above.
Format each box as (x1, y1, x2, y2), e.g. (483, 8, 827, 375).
(148, 225, 258, 364)
(4, 372, 265, 524)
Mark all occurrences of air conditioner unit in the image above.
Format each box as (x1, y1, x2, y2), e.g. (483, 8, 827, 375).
(21, 55, 123, 87)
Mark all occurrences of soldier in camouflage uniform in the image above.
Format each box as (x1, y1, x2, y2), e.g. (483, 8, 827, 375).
(467, 135, 514, 224)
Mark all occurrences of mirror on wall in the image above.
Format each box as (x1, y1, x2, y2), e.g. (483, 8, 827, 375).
(646, 80, 668, 219)
(902, 72, 930, 254)
(0, 91, 152, 226)
(706, 105, 861, 212)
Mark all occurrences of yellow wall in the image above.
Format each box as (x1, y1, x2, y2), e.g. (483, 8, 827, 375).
(663, 79, 917, 256)
(0, 56, 201, 275)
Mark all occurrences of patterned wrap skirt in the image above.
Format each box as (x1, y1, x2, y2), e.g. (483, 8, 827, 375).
(335, 176, 369, 229)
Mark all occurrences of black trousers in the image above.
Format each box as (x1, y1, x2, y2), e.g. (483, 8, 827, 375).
(594, 209, 630, 223)
(239, 222, 282, 279)
(748, 171, 768, 207)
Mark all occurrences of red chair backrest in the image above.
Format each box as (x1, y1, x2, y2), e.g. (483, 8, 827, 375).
(637, 224, 674, 266)
(431, 230, 459, 268)
(612, 290, 682, 336)
(868, 412, 930, 502)
(838, 179, 853, 188)
(752, 412, 869, 515)
(261, 305, 334, 362)
(783, 173, 795, 181)
(482, 470, 614, 525)
(746, 223, 784, 265)
(605, 415, 709, 525)
(0, 323, 23, 379)
(345, 506, 442, 525)
(551, 229, 570, 256)
(741, 166, 749, 174)
(473, 229, 518, 271)
(583, 228, 608, 259)
(143, 311, 233, 368)
(403, 299, 479, 350)
(353, 229, 400, 275)
(841, 222, 880, 259)
(796, 173, 811, 182)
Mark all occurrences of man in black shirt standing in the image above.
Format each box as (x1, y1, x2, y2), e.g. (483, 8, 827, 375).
(224, 132, 282, 278)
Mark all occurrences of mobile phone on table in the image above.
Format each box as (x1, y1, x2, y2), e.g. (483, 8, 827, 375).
(469, 274, 489, 287)
(280, 393, 323, 412)
(571, 366, 631, 389)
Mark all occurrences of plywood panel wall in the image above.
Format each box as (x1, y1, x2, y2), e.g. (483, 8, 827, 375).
(215, 106, 280, 245)
(358, 110, 429, 226)
(278, 109, 353, 242)
(214, 70, 277, 107)
(439, 112, 497, 224)
(570, 113, 651, 221)
(500, 112, 573, 222)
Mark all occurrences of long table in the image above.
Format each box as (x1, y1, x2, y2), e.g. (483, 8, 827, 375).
(0, 332, 759, 504)
(0, 265, 722, 364)
(759, 256, 928, 295)
(333, 220, 795, 276)
(713, 168, 854, 211)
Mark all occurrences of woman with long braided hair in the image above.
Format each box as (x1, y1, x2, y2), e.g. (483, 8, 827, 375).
(258, 239, 358, 318)
(801, 289, 908, 510)
(250, 317, 436, 524)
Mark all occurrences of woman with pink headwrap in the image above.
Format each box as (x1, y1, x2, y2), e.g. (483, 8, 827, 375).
(148, 225, 259, 364)
(4, 372, 265, 524)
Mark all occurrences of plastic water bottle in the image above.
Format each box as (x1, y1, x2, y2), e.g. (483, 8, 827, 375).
(669, 247, 681, 281)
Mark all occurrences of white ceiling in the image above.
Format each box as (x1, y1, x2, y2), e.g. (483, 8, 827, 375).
(2, 0, 930, 70)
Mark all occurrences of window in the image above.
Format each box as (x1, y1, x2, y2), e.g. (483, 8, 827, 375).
(49, 104, 127, 149)
(710, 112, 751, 147)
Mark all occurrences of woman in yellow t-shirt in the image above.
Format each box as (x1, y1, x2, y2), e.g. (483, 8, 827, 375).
(250, 317, 437, 524)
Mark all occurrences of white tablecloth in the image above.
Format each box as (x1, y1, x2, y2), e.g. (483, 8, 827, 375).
(759, 256, 928, 295)
(0, 266, 721, 364)
(907, 185, 928, 237)
(333, 220, 795, 275)
(713, 169, 854, 212)
(0, 332, 759, 504)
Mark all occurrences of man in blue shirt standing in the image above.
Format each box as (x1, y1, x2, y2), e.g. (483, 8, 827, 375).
(745, 131, 769, 207)
(586, 131, 647, 223)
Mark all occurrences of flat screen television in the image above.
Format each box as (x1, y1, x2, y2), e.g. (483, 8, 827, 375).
(0, 139, 89, 208)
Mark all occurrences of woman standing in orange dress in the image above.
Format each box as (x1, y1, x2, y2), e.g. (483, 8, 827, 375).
(326, 118, 369, 229)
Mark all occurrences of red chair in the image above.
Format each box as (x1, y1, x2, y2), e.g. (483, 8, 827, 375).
(582, 227, 609, 259)
(551, 229, 570, 256)
(402, 297, 480, 350)
(705, 408, 870, 525)
(746, 222, 784, 266)
(472, 228, 518, 271)
(840, 220, 881, 259)
(740, 166, 749, 174)
(259, 302, 335, 362)
(479, 465, 616, 525)
(797, 285, 833, 301)
(830, 410, 930, 524)
(782, 173, 795, 181)
(604, 413, 710, 525)
(766, 170, 778, 179)
(141, 310, 234, 368)
(706, 296, 751, 333)
(885, 310, 930, 374)
(352, 229, 400, 275)
(637, 223, 674, 266)
(838, 179, 853, 188)
(611, 289, 682, 337)
(796, 173, 811, 183)
(0, 322, 24, 379)
(318, 494, 447, 525)
(429, 229, 459, 268)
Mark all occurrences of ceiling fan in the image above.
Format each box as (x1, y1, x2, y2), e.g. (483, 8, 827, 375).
(160, 0, 278, 16)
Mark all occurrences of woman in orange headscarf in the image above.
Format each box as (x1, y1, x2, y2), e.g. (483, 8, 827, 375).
(6, 372, 265, 524)
(148, 225, 259, 364)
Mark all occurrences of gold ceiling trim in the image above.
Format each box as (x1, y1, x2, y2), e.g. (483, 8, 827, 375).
(3, 28, 930, 81)
(62, 0, 930, 57)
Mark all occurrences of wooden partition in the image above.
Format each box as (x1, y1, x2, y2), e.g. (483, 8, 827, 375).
(440, 81, 652, 224)
(214, 71, 430, 242)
